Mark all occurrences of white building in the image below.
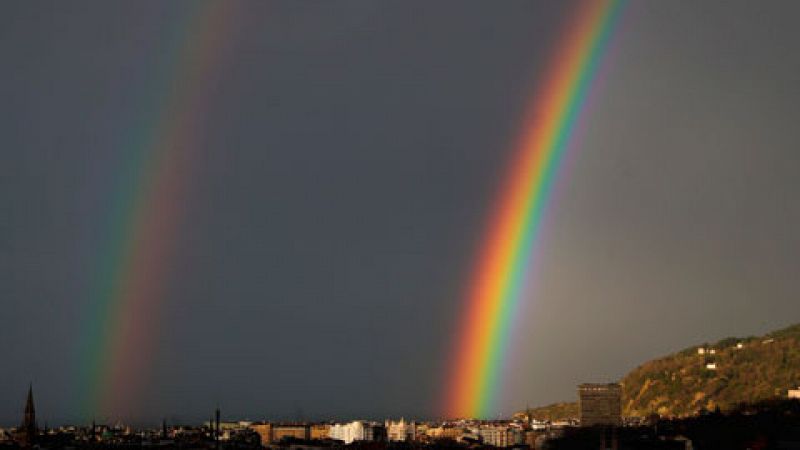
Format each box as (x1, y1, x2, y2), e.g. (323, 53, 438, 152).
(385, 419, 415, 442)
(705, 362, 717, 370)
(531, 419, 548, 431)
(789, 388, 800, 399)
(329, 421, 367, 444)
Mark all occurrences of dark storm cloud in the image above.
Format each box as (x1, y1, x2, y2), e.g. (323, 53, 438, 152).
(1, 1, 799, 425)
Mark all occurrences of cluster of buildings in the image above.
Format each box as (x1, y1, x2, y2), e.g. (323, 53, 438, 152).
(0, 383, 627, 449)
(214, 405, 632, 450)
(9, 380, 760, 449)
(240, 383, 624, 448)
(245, 419, 540, 448)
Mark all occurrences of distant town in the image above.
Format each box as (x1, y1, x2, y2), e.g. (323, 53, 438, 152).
(4, 381, 800, 450)
(4, 325, 800, 449)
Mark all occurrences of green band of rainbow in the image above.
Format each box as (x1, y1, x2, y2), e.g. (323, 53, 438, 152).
(77, 1, 237, 420)
(444, 0, 626, 418)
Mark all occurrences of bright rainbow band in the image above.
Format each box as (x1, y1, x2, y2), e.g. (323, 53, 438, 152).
(444, 0, 626, 418)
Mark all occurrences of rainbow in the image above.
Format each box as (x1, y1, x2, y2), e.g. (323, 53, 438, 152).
(444, 0, 627, 418)
(77, 1, 238, 419)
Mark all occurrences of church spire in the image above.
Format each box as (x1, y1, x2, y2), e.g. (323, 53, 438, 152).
(23, 384, 36, 430)
(18, 384, 37, 447)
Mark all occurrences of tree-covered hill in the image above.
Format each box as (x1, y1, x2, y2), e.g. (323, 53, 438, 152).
(513, 402, 579, 422)
(519, 323, 800, 420)
(622, 323, 800, 417)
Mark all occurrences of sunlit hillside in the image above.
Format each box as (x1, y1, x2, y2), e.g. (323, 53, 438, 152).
(521, 323, 800, 420)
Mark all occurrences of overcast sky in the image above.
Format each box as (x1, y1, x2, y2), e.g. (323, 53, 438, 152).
(2, 0, 800, 425)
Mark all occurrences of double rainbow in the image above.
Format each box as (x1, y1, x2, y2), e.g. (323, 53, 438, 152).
(444, 0, 626, 418)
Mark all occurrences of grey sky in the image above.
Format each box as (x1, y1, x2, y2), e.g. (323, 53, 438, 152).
(1, 1, 799, 425)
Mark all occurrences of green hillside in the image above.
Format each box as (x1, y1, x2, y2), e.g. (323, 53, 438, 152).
(514, 402, 579, 422)
(520, 323, 800, 420)
(622, 323, 800, 417)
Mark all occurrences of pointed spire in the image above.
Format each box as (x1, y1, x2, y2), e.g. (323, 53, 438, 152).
(24, 384, 35, 420)
(23, 384, 36, 428)
(19, 384, 37, 447)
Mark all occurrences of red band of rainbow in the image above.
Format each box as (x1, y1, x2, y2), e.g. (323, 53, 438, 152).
(78, 1, 238, 420)
(444, 0, 627, 419)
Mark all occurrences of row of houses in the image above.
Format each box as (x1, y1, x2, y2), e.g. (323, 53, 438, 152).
(244, 420, 541, 448)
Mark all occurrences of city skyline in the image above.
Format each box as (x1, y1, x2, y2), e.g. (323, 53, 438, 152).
(3, 0, 800, 425)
